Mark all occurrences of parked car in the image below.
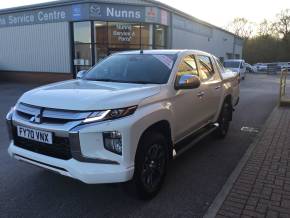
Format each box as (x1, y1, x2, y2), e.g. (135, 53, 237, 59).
(6, 50, 240, 199)
(254, 63, 268, 72)
(223, 59, 246, 80)
(278, 62, 290, 71)
(245, 63, 257, 73)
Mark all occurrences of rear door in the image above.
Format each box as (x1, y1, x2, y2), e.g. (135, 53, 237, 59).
(195, 55, 223, 122)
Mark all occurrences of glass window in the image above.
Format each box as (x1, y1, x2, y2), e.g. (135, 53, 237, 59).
(215, 57, 225, 73)
(223, 61, 241, 68)
(84, 54, 177, 84)
(154, 25, 167, 48)
(73, 22, 92, 71)
(94, 45, 108, 63)
(197, 55, 214, 81)
(177, 55, 198, 77)
(94, 21, 108, 63)
(141, 24, 153, 49)
(74, 22, 91, 43)
(74, 44, 92, 67)
(108, 22, 141, 49)
(94, 21, 108, 44)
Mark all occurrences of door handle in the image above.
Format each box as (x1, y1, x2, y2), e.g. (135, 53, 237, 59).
(197, 91, 205, 98)
(215, 85, 222, 90)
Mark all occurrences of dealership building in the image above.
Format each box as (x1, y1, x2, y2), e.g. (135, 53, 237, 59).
(0, 0, 243, 81)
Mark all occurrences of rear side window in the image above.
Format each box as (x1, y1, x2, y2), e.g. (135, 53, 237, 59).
(215, 57, 225, 73)
(197, 55, 214, 81)
(224, 61, 240, 68)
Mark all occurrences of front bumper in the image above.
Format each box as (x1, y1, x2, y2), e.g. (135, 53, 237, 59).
(8, 142, 134, 184)
(6, 108, 139, 184)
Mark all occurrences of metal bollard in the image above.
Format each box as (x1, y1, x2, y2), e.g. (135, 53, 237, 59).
(279, 69, 290, 106)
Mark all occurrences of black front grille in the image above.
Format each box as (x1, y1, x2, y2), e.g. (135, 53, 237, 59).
(13, 128, 72, 160)
(16, 102, 90, 125)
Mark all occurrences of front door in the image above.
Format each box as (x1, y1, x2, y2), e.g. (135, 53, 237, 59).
(173, 55, 209, 142)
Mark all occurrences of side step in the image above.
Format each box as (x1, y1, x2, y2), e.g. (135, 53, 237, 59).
(173, 123, 218, 158)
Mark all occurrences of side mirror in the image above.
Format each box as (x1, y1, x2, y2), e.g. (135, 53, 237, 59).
(175, 74, 201, 90)
(76, 70, 86, 79)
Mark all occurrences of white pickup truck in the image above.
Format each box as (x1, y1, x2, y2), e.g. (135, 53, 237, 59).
(6, 50, 240, 199)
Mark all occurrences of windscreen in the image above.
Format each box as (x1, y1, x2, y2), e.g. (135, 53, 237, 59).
(84, 54, 177, 84)
(223, 61, 241, 68)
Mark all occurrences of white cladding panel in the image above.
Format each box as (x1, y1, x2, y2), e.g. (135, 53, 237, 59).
(0, 22, 71, 73)
(171, 14, 242, 59)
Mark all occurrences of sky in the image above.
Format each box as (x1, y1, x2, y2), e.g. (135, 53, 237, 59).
(0, 0, 290, 28)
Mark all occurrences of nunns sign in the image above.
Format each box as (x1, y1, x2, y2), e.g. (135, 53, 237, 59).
(89, 4, 169, 24)
(89, 4, 144, 21)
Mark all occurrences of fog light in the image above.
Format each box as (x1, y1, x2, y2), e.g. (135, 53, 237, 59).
(103, 131, 122, 155)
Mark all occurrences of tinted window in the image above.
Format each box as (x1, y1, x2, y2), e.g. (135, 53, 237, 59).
(177, 55, 198, 77)
(84, 54, 177, 84)
(197, 55, 214, 80)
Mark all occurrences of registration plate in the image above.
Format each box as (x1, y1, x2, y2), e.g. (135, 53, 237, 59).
(17, 126, 53, 144)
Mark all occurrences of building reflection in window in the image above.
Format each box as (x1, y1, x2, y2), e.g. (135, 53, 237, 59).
(154, 25, 167, 48)
(73, 22, 92, 71)
(73, 21, 167, 68)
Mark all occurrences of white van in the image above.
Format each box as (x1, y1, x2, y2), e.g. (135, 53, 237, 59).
(223, 59, 246, 80)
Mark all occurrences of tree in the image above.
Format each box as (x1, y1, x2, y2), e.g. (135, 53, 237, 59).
(257, 19, 273, 37)
(227, 18, 255, 39)
(228, 9, 290, 63)
(272, 9, 290, 40)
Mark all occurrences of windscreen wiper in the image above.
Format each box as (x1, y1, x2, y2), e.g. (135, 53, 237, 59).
(88, 79, 126, 83)
(127, 81, 159, 84)
(87, 79, 158, 84)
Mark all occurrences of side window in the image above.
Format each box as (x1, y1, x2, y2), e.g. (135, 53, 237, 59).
(215, 57, 225, 73)
(197, 55, 214, 81)
(177, 55, 198, 77)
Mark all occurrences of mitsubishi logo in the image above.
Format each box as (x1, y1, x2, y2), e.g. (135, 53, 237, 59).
(30, 113, 42, 124)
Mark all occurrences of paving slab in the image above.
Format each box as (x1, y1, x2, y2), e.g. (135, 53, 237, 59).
(205, 106, 290, 218)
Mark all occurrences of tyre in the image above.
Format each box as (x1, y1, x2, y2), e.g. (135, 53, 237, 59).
(215, 101, 232, 138)
(133, 132, 168, 200)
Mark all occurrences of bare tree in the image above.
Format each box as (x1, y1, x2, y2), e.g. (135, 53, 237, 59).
(227, 18, 255, 38)
(257, 19, 273, 37)
(272, 9, 290, 39)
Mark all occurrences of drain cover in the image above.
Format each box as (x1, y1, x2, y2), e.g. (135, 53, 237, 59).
(241, 126, 259, 133)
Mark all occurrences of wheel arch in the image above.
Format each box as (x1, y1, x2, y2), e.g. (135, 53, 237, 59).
(136, 120, 173, 161)
(223, 94, 233, 121)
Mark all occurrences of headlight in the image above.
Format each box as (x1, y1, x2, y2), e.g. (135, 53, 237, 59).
(83, 106, 137, 124)
(6, 106, 16, 121)
(6, 106, 15, 141)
